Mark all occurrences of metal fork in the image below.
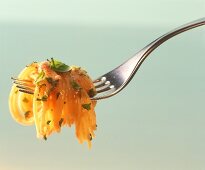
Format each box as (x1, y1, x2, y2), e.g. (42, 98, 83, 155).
(12, 77, 35, 94)
(92, 17, 205, 100)
(13, 18, 205, 100)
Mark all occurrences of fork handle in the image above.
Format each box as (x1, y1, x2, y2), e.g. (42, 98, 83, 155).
(126, 17, 205, 81)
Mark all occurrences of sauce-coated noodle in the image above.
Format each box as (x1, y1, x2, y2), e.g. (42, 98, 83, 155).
(9, 60, 97, 148)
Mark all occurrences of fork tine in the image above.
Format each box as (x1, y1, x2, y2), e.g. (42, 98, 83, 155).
(14, 81, 35, 87)
(12, 77, 35, 87)
(12, 77, 35, 86)
(96, 85, 115, 93)
(19, 89, 34, 95)
(16, 85, 34, 91)
(12, 77, 35, 94)
(15, 84, 34, 94)
(11, 77, 32, 82)
(95, 81, 110, 89)
(93, 77, 106, 84)
(95, 81, 111, 91)
(93, 79, 101, 83)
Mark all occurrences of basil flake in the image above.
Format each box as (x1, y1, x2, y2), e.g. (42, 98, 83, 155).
(71, 80, 81, 90)
(24, 111, 31, 119)
(50, 58, 70, 72)
(35, 70, 45, 83)
(88, 88, 96, 97)
(43, 135, 47, 141)
(82, 103, 91, 110)
(37, 95, 48, 101)
(47, 120, 51, 125)
(22, 97, 29, 103)
(59, 118, 64, 127)
(89, 133, 92, 141)
(56, 92, 60, 99)
(46, 77, 58, 87)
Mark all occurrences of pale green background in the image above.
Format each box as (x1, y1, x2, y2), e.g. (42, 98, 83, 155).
(0, 0, 205, 170)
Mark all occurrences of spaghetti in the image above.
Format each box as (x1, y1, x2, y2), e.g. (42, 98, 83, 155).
(9, 59, 97, 148)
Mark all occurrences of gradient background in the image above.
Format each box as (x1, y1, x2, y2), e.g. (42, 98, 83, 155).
(0, 0, 205, 170)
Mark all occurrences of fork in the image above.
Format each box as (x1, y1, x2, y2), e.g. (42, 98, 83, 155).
(13, 18, 205, 100)
(91, 17, 205, 100)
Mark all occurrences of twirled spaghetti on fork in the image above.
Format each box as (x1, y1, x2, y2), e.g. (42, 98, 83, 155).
(9, 59, 97, 148)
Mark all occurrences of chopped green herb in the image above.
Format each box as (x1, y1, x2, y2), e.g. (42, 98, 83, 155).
(59, 118, 64, 127)
(79, 73, 85, 77)
(46, 77, 53, 84)
(36, 95, 48, 101)
(24, 111, 31, 119)
(42, 95, 48, 101)
(22, 97, 29, 103)
(46, 77, 58, 86)
(43, 135, 47, 141)
(82, 103, 91, 110)
(45, 77, 59, 96)
(49, 58, 71, 72)
(15, 89, 18, 94)
(47, 120, 51, 125)
(35, 70, 45, 83)
(88, 88, 96, 97)
(71, 80, 81, 90)
(89, 133, 92, 141)
(46, 77, 58, 87)
(56, 92, 60, 99)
